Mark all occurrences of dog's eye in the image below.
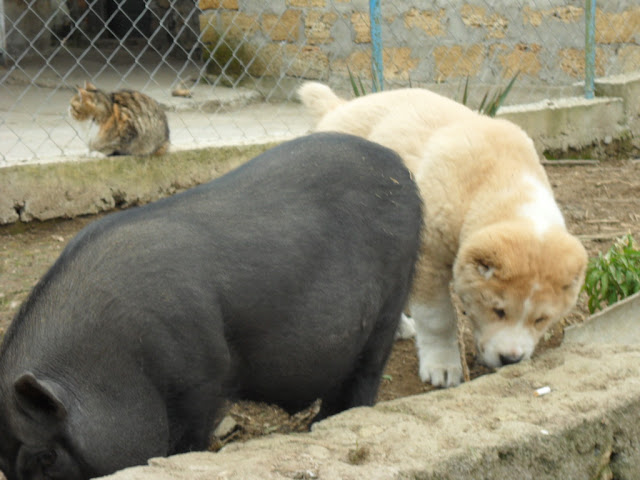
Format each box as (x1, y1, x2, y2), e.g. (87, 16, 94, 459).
(493, 308, 506, 319)
(535, 316, 547, 325)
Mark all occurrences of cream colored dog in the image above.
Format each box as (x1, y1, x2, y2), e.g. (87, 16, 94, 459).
(299, 82, 587, 388)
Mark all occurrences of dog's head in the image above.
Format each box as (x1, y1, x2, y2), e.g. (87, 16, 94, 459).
(453, 223, 587, 368)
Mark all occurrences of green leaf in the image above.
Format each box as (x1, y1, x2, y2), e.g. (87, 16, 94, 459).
(462, 76, 470, 106)
(620, 281, 629, 297)
(585, 268, 601, 289)
(585, 234, 640, 312)
(607, 289, 618, 306)
(347, 66, 362, 97)
(588, 295, 598, 314)
(599, 272, 609, 300)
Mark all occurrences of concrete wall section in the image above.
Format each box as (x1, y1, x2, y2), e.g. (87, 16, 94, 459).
(596, 71, 640, 133)
(498, 96, 627, 151)
(0, 144, 272, 224)
(99, 343, 640, 480)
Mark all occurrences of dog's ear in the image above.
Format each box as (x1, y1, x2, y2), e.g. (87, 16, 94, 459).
(542, 230, 588, 291)
(468, 239, 504, 281)
(475, 258, 496, 280)
(455, 242, 504, 283)
(561, 244, 588, 291)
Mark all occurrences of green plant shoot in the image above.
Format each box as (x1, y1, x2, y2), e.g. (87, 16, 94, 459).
(583, 234, 640, 313)
(461, 71, 519, 117)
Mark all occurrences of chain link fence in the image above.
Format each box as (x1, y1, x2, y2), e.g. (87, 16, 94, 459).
(1, 0, 638, 166)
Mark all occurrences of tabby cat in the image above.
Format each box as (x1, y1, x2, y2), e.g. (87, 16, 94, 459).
(69, 81, 170, 156)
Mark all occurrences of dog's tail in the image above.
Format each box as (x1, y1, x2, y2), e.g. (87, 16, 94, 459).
(298, 82, 345, 121)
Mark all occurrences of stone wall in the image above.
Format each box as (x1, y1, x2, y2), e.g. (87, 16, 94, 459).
(2, 0, 199, 59)
(198, 0, 640, 89)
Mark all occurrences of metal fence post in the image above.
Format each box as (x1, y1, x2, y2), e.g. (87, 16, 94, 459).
(585, 0, 596, 99)
(369, 0, 384, 92)
(0, 0, 6, 66)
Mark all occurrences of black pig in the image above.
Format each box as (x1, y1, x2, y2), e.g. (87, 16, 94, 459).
(0, 132, 422, 480)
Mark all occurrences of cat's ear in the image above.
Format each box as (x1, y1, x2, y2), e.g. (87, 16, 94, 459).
(85, 81, 97, 90)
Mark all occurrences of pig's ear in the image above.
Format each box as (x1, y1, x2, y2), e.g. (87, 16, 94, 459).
(14, 372, 67, 421)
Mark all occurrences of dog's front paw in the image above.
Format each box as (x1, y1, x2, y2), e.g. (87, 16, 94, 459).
(417, 345, 462, 388)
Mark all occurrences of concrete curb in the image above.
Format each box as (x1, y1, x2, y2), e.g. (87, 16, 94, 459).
(595, 72, 640, 119)
(97, 342, 640, 480)
(0, 143, 274, 224)
(498, 96, 627, 151)
(565, 291, 640, 345)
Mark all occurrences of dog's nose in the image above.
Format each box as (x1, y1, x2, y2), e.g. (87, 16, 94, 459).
(499, 353, 524, 366)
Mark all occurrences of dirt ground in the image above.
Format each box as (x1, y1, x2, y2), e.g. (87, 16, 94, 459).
(1, 146, 640, 452)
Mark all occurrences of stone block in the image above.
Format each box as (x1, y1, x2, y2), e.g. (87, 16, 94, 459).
(617, 46, 640, 74)
(198, 0, 239, 10)
(523, 5, 583, 26)
(433, 44, 484, 80)
(596, 7, 640, 44)
(248, 44, 284, 77)
(460, 4, 507, 39)
(219, 11, 260, 41)
(263, 10, 302, 42)
(305, 11, 339, 45)
(558, 47, 605, 79)
(198, 12, 218, 43)
(403, 7, 445, 37)
(351, 12, 371, 43)
(493, 43, 542, 78)
(287, 46, 329, 79)
(383, 47, 419, 81)
(287, 0, 325, 7)
(334, 50, 371, 79)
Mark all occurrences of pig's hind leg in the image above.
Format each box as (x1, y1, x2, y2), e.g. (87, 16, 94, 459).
(313, 297, 403, 423)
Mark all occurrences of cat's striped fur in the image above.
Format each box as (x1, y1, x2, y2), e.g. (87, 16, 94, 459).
(70, 82, 170, 156)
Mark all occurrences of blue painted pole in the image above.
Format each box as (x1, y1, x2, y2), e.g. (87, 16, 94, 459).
(369, 0, 384, 92)
(585, 0, 596, 99)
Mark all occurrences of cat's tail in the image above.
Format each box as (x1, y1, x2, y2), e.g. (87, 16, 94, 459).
(297, 82, 346, 121)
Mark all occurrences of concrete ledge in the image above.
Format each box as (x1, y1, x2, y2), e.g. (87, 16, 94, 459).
(596, 72, 640, 135)
(566, 291, 640, 345)
(98, 343, 640, 480)
(595, 72, 640, 118)
(0, 143, 274, 224)
(497, 96, 628, 151)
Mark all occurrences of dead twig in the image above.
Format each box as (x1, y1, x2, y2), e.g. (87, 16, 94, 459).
(451, 288, 471, 383)
(578, 232, 634, 241)
(541, 159, 600, 166)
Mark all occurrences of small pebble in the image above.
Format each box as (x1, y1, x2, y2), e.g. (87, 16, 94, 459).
(534, 386, 551, 397)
